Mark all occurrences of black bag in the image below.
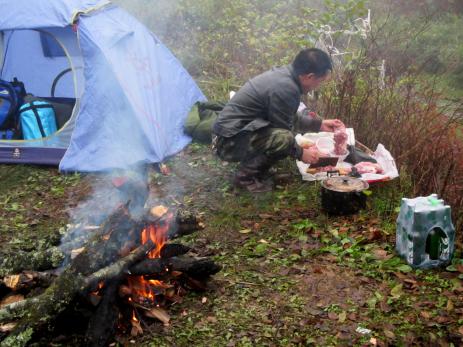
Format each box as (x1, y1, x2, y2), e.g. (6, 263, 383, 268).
(344, 145, 377, 165)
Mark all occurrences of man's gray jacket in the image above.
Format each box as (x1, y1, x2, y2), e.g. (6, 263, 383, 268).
(212, 65, 322, 142)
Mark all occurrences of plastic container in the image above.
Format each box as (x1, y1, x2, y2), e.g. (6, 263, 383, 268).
(315, 137, 334, 155)
(396, 194, 455, 269)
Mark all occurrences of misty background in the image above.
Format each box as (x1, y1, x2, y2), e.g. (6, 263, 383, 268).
(110, 0, 463, 229)
(112, 0, 463, 100)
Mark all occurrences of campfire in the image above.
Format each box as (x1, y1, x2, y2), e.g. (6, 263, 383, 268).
(0, 174, 221, 346)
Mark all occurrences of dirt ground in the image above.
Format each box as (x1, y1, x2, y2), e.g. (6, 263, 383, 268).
(1, 143, 463, 346)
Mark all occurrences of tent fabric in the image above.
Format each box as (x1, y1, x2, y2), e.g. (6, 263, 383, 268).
(0, 0, 206, 171)
(0, 0, 108, 31)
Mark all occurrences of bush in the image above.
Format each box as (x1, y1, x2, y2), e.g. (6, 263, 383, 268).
(318, 57, 463, 230)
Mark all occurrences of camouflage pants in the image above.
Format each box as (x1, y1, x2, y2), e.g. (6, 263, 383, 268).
(215, 127, 294, 171)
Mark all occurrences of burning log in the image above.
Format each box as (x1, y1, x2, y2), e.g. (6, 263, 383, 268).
(83, 241, 155, 292)
(129, 255, 222, 280)
(160, 244, 191, 259)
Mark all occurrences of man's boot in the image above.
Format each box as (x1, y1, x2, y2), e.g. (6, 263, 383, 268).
(234, 155, 274, 193)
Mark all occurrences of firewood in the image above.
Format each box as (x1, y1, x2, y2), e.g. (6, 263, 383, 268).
(129, 255, 222, 279)
(83, 241, 155, 292)
(0, 242, 156, 347)
(85, 280, 121, 347)
(2, 271, 56, 292)
(160, 244, 191, 258)
(0, 207, 200, 277)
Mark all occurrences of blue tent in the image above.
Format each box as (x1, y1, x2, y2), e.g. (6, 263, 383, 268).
(0, 0, 206, 171)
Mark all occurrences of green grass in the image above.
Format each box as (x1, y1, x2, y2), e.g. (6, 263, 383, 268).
(1, 144, 462, 346)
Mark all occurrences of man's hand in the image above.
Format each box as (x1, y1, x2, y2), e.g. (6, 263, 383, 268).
(301, 146, 321, 164)
(320, 119, 345, 132)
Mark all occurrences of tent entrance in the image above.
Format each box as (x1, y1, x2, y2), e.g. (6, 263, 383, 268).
(0, 27, 83, 164)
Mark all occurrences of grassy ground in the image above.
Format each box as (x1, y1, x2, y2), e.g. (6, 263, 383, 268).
(1, 143, 463, 346)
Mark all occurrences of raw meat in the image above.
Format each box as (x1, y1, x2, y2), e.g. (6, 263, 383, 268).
(333, 129, 348, 155)
(354, 162, 384, 174)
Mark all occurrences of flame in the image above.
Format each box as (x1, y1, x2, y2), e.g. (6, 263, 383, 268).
(90, 281, 105, 296)
(128, 207, 173, 304)
(132, 310, 138, 322)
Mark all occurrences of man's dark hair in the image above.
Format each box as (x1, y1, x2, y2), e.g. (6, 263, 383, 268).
(292, 48, 332, 77)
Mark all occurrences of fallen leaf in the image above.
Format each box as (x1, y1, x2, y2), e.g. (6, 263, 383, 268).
(238, 229, 252, 234)
(0, 323, 16, 333)
(130, 319, 143, 336)
(201, 297, 208, 304)
(384, 329, 395, 339)
(420, 311, 431, 319)
(436, 315, 451, 324)
(338, 311, 347, 323)
(372, 249, 390, 260)
(367, 229, 382, 241)
(0, 294, 24, 307)
(145, 307, 170, 326)
(328, 312, 338, 320)
(380, 300, 391, 313)
(206, 316, 217, 323)
(390, 284, 403, 299)
(394, 272, 408, 280)
(458, 326, 463, 335)
(258, 214, 273, 219)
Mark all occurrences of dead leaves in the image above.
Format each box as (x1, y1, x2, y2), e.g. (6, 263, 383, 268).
(372, 248, 392, 260)
(0, 294, 24, 307)
(144, 307, 170, 326)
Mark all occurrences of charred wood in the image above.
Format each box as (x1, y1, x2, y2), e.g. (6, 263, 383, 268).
(85, 281, 121, 347)
(129, 255, 221, 279)
(83, 241, 154, 292)
(2, 271, 56, 293)
(160, 244, 191, 259)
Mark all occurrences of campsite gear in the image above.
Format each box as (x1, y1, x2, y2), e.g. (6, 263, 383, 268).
(19, 101, 57, 139)
(320, 175, 369, 215)
(185, 101, 225, 143)
(396, 194, 455, 269)
(0, 0, 205, 170)
(0, 78, 26, 129)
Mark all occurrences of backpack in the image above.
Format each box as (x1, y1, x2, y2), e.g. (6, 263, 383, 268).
(184, 101, 226, 143)
(19, 100, 57, 140)
(0, 78, 26, 130)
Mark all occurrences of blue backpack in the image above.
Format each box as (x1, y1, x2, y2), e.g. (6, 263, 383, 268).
(0, 78, 26, 130)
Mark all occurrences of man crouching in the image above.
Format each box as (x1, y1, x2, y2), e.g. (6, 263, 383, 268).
(212, 48, 344, 193)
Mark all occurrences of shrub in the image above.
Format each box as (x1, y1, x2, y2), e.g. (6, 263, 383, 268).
(319, 56, 463, 230)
